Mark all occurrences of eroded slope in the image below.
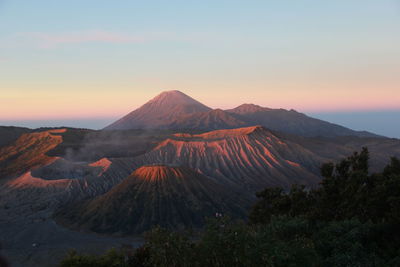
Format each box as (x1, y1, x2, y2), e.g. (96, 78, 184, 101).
(56, 165, 249, 234)
(133, 126, 322, 191)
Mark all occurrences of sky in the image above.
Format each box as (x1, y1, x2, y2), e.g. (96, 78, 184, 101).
(0, 1, 399, 137)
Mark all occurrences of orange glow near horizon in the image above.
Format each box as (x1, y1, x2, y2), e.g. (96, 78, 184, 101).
(1, 1, 399, 122)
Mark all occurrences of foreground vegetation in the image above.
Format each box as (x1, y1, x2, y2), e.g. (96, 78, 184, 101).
(60, 148, 400, 266)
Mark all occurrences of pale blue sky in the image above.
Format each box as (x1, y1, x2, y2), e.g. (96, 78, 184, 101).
(0, 1, 399, 137)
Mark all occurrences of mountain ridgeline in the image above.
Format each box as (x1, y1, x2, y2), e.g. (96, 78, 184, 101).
(105, 90, 378, 138)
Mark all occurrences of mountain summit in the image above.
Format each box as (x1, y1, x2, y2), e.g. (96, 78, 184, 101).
(146, 90, 209, 109)
(104, 90, 211, 130)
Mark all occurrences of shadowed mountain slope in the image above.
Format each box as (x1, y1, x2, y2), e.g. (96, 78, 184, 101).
(169, 108, 247, 131)
(56, 165, 249, 234)
(277, 131, 400, 173)
(0, 126, 32, 148)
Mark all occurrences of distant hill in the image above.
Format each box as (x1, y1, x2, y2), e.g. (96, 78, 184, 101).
(104, 90, 379, 138)
(226, 104, 378, 138)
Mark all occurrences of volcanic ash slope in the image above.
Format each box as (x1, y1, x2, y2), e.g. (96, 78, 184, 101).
(56, 165, 249, 234)
(132, 126, 323, 191)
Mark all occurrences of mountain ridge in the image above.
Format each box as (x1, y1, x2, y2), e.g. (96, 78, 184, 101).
(131, 125, 322, 191)
(104, 90, 379, 138)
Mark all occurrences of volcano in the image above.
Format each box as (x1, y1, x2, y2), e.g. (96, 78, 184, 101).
(105, 90, 378, 137)
(104, 90, 211, 130)
(56, 165, 249, 234)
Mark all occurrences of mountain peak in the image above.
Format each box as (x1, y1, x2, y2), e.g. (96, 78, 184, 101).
(104, 90, 211, 130)
(148, 90, 206, 107)
(154, 90, 188, 99)
(227, 103, 269, 114)
(238, 103, 262, 108)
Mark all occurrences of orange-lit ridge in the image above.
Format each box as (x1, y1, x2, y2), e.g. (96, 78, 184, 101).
(132, 165, 191, 181)
(173, 125, 265, 139)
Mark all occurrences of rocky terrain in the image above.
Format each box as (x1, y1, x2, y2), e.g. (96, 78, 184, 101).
(56, 165, 250, 234)
(0, 90, 399, 266)
(132, 126, 322, 191)
(0, 129, 66, 179)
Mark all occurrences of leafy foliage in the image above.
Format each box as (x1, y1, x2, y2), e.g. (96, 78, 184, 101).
(59, 248, 126, 267)
(250, 147, 400, 224)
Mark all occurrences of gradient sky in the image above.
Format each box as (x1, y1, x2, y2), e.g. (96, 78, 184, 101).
(0, 1, 399, 136)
